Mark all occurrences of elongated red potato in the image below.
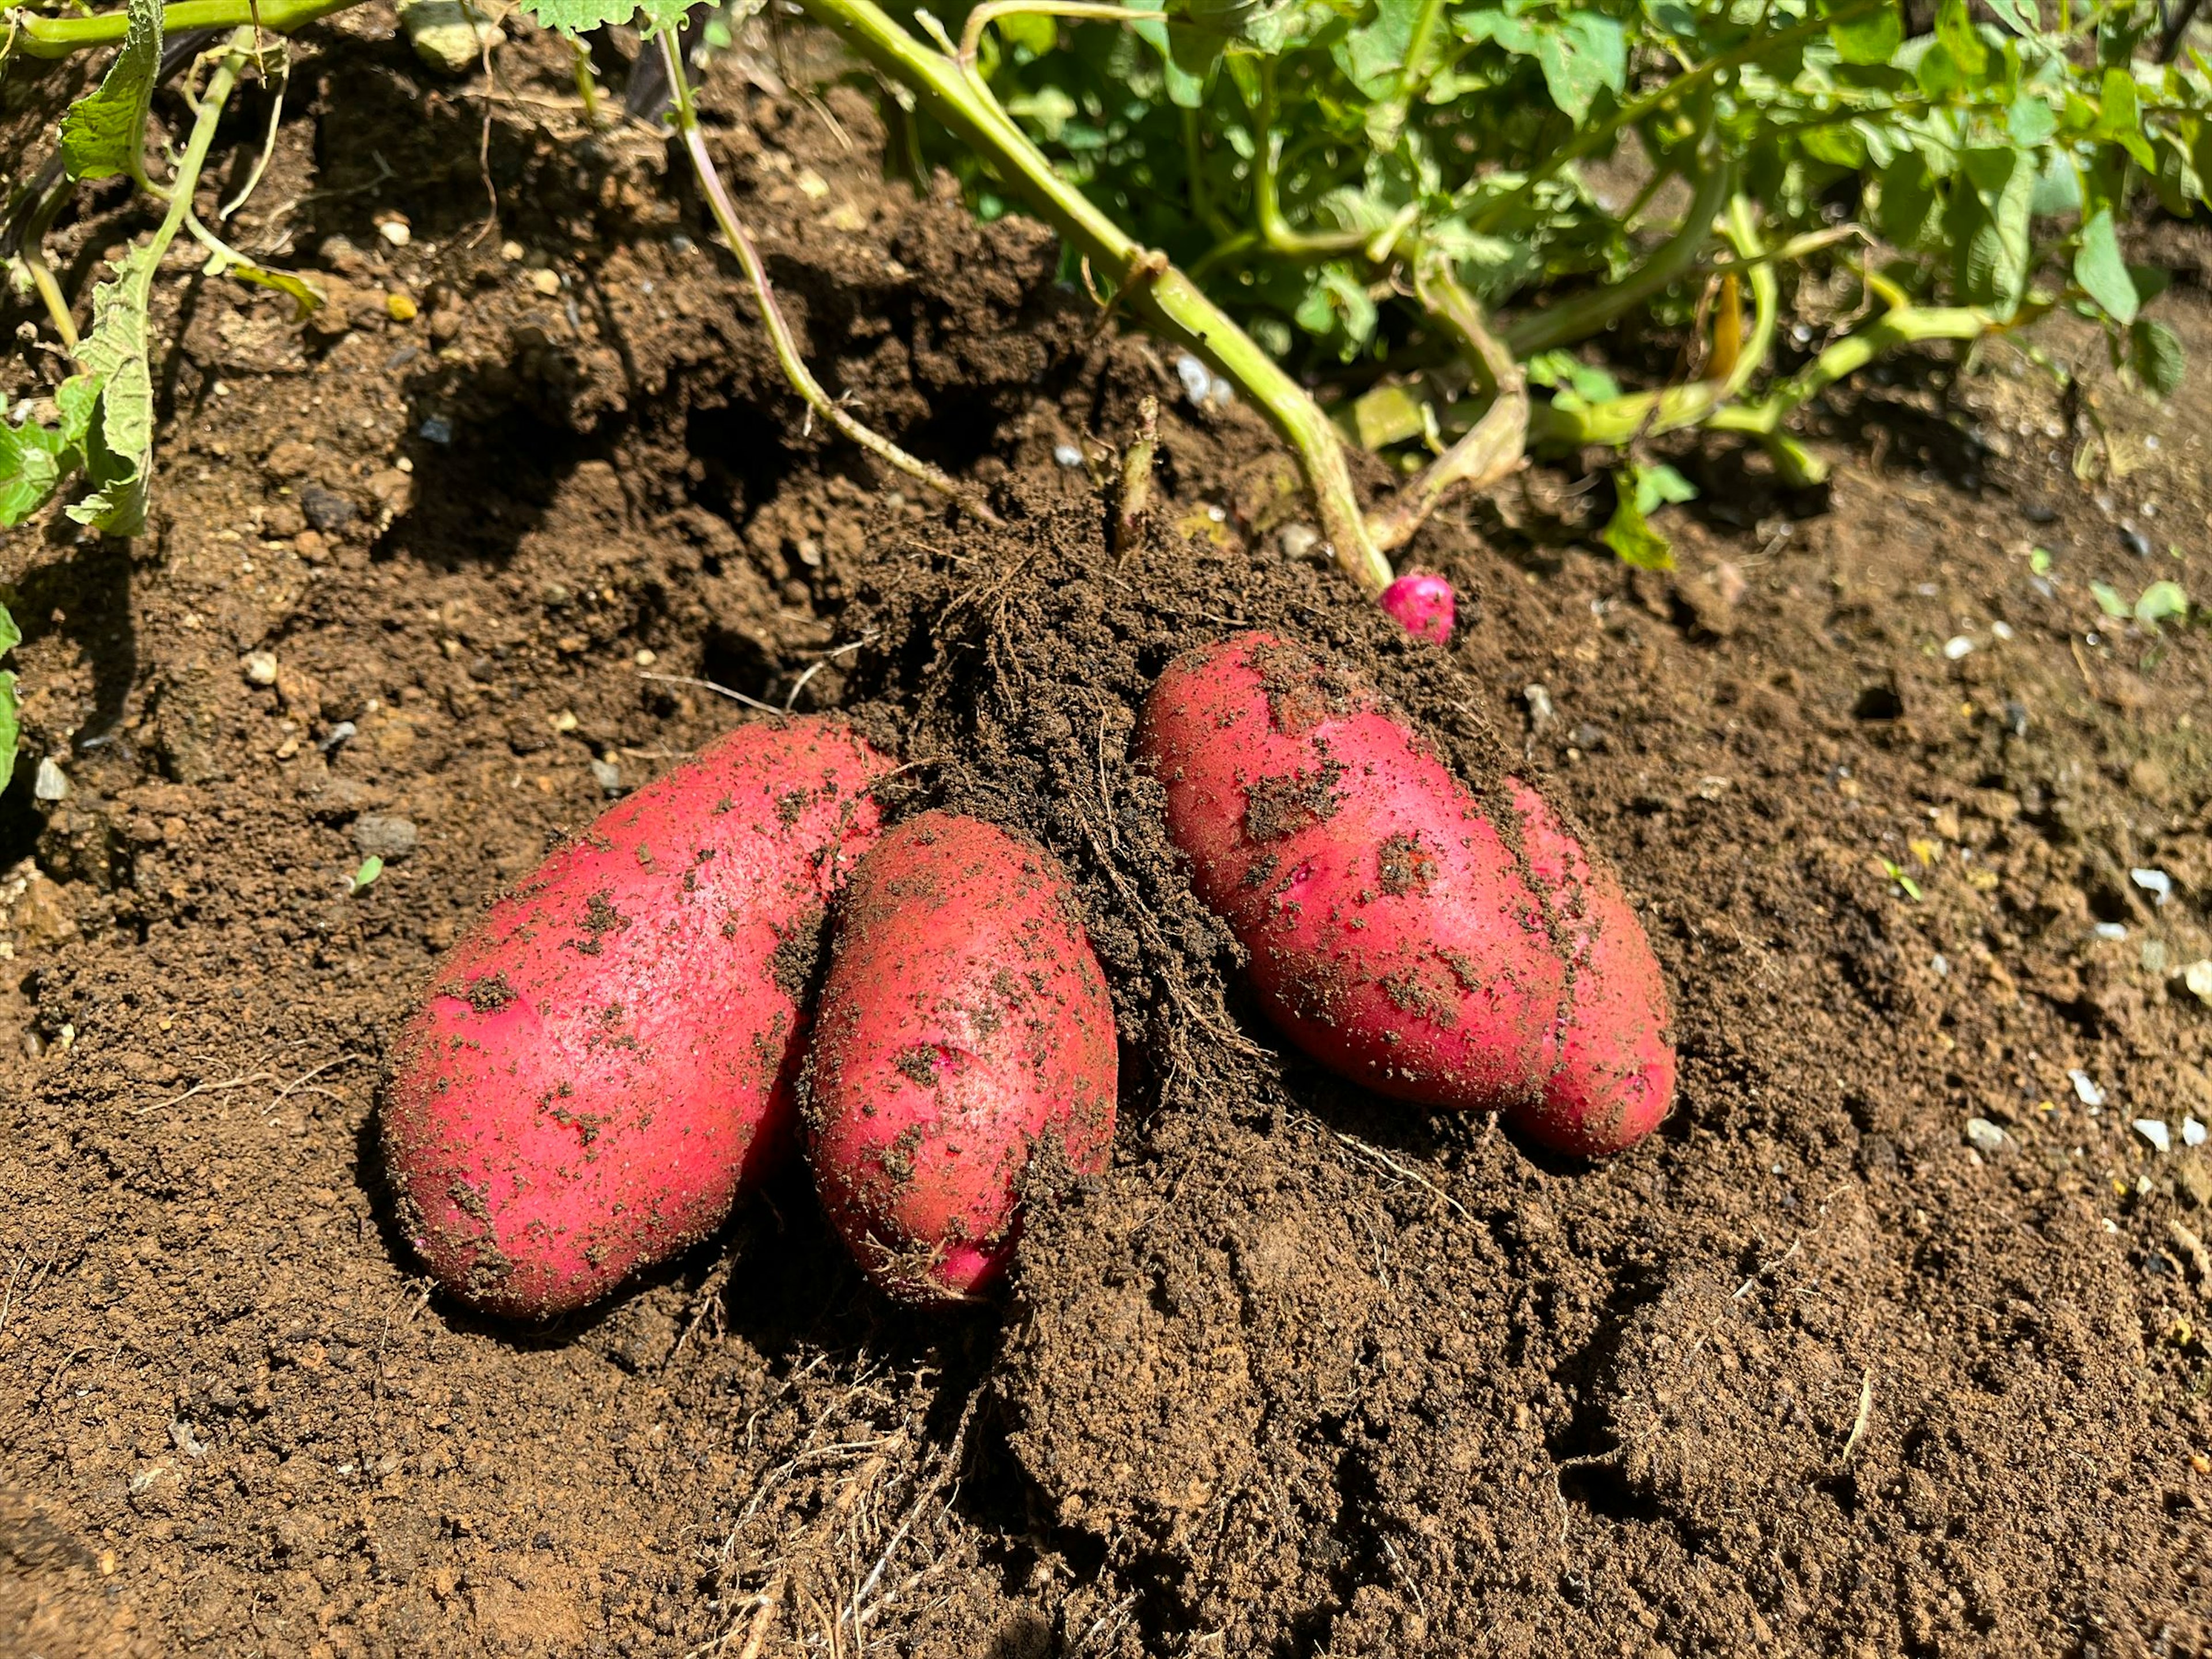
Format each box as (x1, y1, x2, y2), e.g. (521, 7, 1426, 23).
(382, 719, 894, 1317)
(803, 812, 1118, 1301)
(1136, 632, 1673, 1155)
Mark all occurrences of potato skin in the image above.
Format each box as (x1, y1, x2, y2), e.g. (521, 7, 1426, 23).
(802, 812, 1118, 1302)
(1137, 632, 1673, 1156)
(382, 719, 893, 1317)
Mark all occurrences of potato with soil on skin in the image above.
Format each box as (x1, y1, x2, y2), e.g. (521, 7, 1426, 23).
(381, 718, 894, 1317)
(802, 812, 1119, 1301)
(1136, 631, 1674, 1156)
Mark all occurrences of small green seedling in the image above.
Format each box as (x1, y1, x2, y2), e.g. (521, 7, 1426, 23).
(350, 856, 384, 894)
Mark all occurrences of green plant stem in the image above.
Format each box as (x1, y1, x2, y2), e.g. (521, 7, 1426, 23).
(1530, 302, 1993, 457)
(573, 39, 603, 127)
(1369, 264, 1525, 553)
(800, 0, 1393, 593)
(956, 0, 1145, 64)
(1748, 302, 1995, 425)
(156, 32, 252, 267)
(7, 0, 359, 56)
(18, 180, 80, 350)
(658, 33, 995, 522)
(1254, 60, 1368, 259)
(1502, 156, 1734, 357)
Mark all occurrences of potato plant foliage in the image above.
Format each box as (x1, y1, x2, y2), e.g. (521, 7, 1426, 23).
(3, 0, 2210, 573)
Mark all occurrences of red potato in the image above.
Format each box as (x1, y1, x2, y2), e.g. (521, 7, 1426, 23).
(382, 719, 894, 1317)
(802, 812, 1118, 1301)
(1136, 632, 1673, 1156)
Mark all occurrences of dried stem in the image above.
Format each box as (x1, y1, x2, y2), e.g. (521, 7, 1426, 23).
(659, 33, 998, 524)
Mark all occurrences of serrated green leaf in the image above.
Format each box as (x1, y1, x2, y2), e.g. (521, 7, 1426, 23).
(59, 0, 161, 184)
(2073, 207, 2139, 324)
(1336, 0, 1421, 94)
(2129, 317, 2186, 397)
(1602, 475, 1673, 570)
(515, 0, 694, 34)
(1828, 1, 1901, 66)
(63, 251, 160, 536)
(1532, 13, 1624, 124)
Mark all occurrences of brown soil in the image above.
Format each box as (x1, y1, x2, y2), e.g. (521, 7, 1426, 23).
(5, 12, 2212, 1656)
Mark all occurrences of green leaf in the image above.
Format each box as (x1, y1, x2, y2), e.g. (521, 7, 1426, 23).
(2128, 317, 2186, 397)
(59, 0, 161, 184)
(1005, 85, 1081, 141)
(514, 0, 695, 34)
(351, 855, 384, 893)
(2094, 66, 2139, 139)
(1525, 349, 1620, 402)
(1602, 474, 1673, 570)
(2136, 579, 2189, 627)
(1631, 461, 1698, 514)
(1934, 0, 1988, 77)
(2090, 578, 2130, 618)
(0, 414, 74, 526)
(1337, 0, 1421, 95)
(2006, 91, 2056, 146)
(1532, 13, 1625, 124)
(1828, 1, 1902, 66)
(2073, 207, 2139, 324)
(1454, 5, 1539, 55)
(63, 248, 161, 536)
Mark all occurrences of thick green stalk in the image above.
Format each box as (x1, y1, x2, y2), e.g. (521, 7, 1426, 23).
(7, 0, 360, 56)
(1502, 157, 1734, 358)
(801, 0, 1393, 593)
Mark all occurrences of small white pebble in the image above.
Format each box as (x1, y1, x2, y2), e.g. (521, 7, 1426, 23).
(1944, 635, 1975, 660)
(529, 269, 561, 297)
(2135, 1118, 2172, 1154)
(1991, 620, 2014, 640)
(2186, 960, 2212, 1007)
(2130, 868, 2173, 905)
(1931, 953, 1950, 978)
(2186, 1117, 2207, 1148)
(242, 650, 279, 687)
(33, 757, 69, 802)
(1965, 1118, 2008, 1157)
(377, 218, 411, 248)
(634, 649, 657, 666)
(501, 240, 526, 262)
(2070, 1070, 2106, 1108)
(2093, 921, 2129, 942)
(1052, 443, 1082, 468)
(1176, 353, 1213, 406)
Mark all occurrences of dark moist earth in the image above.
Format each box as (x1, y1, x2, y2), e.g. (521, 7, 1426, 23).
(3, 12, 2211, 1657)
